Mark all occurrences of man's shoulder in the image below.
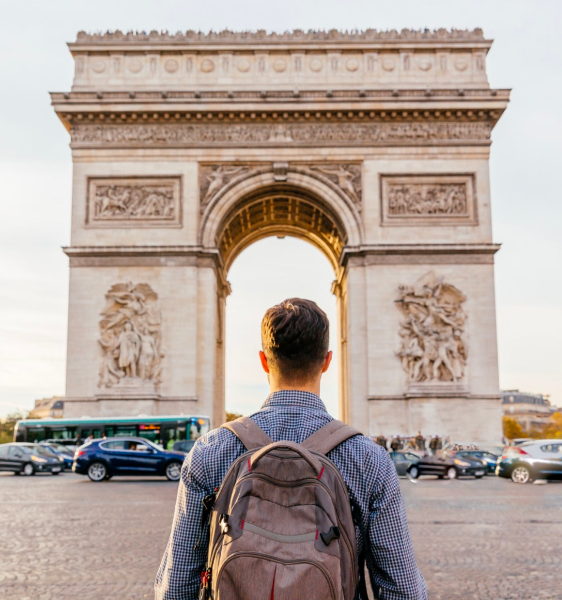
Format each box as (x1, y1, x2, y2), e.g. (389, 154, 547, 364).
(193, 424, 241, 455)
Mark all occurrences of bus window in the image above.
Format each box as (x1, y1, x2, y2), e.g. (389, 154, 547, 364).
(92, 429, 102, 439)
(50, 427, 77, 440)
(105, 426, 115, 438)
(138, 424, 161, 444)
(164, 426, 187, 450)
(27, 427, 46, 443)
(115, 426, 137, 437)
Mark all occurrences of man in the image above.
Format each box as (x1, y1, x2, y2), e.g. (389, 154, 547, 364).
(155, 298, 426, 600)
(414, 431, 426, 452)
(390, 435, 403, 452)
(375, 433, 388, 450)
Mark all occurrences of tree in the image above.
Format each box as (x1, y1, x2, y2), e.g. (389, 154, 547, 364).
(543, 412, 562, 439)
(0, 410, 28, 444)
(502, 417, 525, 441)
(225, 412, 243, 423)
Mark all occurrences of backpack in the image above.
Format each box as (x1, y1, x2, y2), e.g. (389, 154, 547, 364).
(198, 416, 364, 600)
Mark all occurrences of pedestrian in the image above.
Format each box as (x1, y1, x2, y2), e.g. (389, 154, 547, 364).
(375, 433, 388, 450)
(390, 434, 400, 451)
(415, 431, 426, 452)
(429, 435, 440, 456)
(155, 298, 427, 600)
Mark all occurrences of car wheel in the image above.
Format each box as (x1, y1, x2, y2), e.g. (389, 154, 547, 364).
(165, 461, 182, 482)
(51, 470, 60, 476)
(22, 463, 35, 476)
(475, 474, 484, 479)
(408, 465, 420, 479)
(446, 467, 457, 480)
(87, 462, 107, 482)
(511, 465, 532, 484)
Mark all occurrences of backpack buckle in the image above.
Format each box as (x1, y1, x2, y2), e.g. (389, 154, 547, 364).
(320, 525, 341, 546)
(219, 513, 230, 534)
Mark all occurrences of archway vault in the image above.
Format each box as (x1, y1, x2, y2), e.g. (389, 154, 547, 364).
(199, 165, 363, 276)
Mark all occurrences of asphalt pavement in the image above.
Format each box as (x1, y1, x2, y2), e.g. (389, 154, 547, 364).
(0, 471, 560, 600)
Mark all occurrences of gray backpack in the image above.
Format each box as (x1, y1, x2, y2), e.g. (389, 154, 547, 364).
(198, 416, 363, 600)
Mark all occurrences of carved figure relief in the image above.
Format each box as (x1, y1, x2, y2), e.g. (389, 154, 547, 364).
(395, 271, 467, 384)
(199, 165, 254, 207)
(304, 164, 362, 206)
(381, 174, 476, 226)
(98, 283, 163, 388)
(73, 122, 492, 148)
(87, 177, 181, 227)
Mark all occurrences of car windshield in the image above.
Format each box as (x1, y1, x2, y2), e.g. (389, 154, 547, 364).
(46, 443, 71, 453)
(21, 445, 54, 457)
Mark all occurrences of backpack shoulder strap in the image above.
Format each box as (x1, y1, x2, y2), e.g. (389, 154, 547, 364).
(301, 419, 362, 455)
(221, 416, 273, 451)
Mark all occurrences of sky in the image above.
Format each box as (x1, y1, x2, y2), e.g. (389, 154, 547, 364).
(0, 0, 561, 417)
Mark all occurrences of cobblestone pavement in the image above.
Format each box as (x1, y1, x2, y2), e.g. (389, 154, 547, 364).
(1, 472, 560, 600)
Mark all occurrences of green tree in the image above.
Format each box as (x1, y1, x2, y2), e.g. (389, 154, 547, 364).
(0, 410, 28, 444)
(225, 412, 243, 423)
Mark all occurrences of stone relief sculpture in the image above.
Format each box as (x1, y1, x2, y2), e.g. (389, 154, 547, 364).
(98, 283, 163, 388)
(305, 164, 362, 205)
(395, 271, 467, 383)
(387, 182, 467, 216)
(200, 165, 252, 206)
(88, 178, 181, 226)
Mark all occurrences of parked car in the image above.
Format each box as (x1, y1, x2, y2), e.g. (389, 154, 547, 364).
(172, 439, 196, 454)
(39, 442, 75, 470)
(389, 451, 420, 477)
(0, 443, 64, 475)
(496, 440, 562, 483)
(407, 454, 486, 479)
(453, 450, 499, 475)
(73, 437, 186, 482)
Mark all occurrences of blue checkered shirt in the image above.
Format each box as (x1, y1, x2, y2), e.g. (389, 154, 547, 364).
(155, 390, 427, 600)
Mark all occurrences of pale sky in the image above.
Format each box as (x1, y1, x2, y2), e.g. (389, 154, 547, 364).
(0, 0, 561, 417)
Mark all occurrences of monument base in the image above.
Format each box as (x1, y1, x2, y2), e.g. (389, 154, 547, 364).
(368, 395, 503, 442)
(63, 396, 199, 418)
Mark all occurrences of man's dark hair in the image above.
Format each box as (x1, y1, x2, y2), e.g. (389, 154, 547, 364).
(261, 298, 329, 380)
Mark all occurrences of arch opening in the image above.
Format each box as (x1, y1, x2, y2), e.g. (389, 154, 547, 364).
(215, 185, 348, 274)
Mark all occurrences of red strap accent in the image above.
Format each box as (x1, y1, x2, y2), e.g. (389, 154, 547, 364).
(247, 458, 251, 472)
(315, 529, 319, 540)
(241, 519, 244, 529)
(270, 566, 277, 600)
(201, 571, 210, 586)
(318, 467, 325, 480)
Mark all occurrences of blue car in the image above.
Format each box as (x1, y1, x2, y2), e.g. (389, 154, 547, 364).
(73, 437, 186, 482)
(454, 450, 499, 475)
(40, 442, 75, 470)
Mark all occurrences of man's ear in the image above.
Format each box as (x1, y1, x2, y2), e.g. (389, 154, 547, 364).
(259, 350, 270, 374)
(321, 350, 333, 373)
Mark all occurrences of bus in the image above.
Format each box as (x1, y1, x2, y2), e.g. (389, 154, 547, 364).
(14, 415, 210, 449)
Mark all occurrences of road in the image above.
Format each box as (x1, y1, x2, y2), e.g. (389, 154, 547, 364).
(0, 472, 560, 600)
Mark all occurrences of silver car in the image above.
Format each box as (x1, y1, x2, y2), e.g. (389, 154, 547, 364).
(496, 439, 562, 483)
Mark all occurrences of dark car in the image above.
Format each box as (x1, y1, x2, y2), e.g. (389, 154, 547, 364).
(39, 442, 75, 470)
(454, 450, 499, 475)
(407, 454, 486, 479)
(172, 439, 196, 454)
(73, 437, 186, 482)
(496, 440, 562, 483)
(0, 443, 64, 476)
(389, 451, 420, 477)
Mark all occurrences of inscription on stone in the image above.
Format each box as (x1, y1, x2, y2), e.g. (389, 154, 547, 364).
(87, 177, 181, 227)
(381, 174, 476, 225)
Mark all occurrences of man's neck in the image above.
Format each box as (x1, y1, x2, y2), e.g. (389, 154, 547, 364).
(268, 380, 321, 397)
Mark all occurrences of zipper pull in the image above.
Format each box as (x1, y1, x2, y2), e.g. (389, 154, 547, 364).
(219, 513, 230, 534)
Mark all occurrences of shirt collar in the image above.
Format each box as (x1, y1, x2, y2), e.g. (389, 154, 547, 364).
(260, 390, 328, 412)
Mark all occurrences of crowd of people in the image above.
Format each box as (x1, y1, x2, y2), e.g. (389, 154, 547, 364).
(374, 432, 450, 455)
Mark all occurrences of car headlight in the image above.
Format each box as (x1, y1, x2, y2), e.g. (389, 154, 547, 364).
(31, 455, 48, 463)
(59, 456, 65, 462)
(454, 459, 471, 467)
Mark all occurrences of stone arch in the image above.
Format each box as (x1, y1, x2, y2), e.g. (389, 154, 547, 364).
(199, 166, 363, 273)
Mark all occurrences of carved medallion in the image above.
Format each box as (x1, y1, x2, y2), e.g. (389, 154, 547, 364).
(395, 271, 467, 384)
(86, 177, 181, 227)
(98, 282, 163, 390)
(381, 174, 477, 226)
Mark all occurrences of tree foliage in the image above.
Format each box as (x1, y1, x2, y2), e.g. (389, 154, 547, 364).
(0, 410, 28, 444)
(225, 412, 244, 423)
(502, 417, 525, 440)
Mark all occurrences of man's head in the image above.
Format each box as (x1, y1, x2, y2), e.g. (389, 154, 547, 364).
(259, 298, 332, 392)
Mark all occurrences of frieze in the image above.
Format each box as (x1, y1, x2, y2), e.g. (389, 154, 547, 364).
(381, 174, 476, 226)
(86, 177, 181, 227)
(75, 28, 485, 44)
(72, 121, 492, 148)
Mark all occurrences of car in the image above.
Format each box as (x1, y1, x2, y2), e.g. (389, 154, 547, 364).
(496, 440, 562, 484)
(454, 450, 499, 475)
(407, 454, 487, 480)
(72, 437, 186, 482)
(0, 443, 64, 475)
(172, 439, 196, 454)
(39, 442, 75, 470)
(389, 451, 420, 477)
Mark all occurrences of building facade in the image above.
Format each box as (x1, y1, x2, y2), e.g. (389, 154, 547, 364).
(502, 391, 552, 432)
(51, 29, 509, 439)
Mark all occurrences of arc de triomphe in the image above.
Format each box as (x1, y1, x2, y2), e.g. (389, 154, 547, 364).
(52, 29, 509, 439)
